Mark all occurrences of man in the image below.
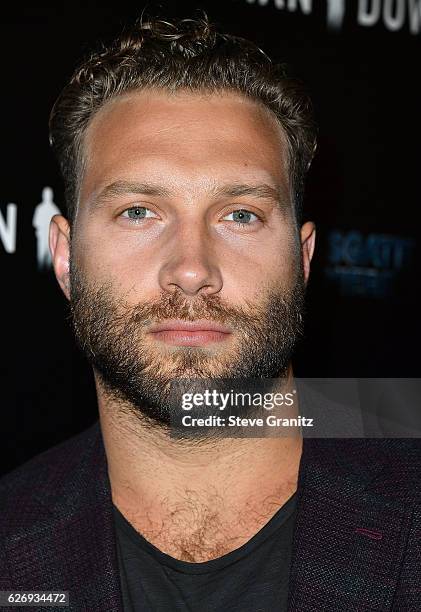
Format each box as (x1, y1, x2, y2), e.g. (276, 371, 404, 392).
(0, 15, 420, 612)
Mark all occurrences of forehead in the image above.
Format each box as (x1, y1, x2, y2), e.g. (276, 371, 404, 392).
(81, 89, 290, 201)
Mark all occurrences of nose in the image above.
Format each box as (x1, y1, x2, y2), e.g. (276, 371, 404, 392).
(158, 221, 223, 297)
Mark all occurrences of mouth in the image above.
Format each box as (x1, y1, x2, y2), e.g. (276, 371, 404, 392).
(147, 319, 232, 347)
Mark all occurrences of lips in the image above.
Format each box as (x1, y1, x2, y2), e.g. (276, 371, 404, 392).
(149, 320, 231, 333)
(148, 319, 232, 346)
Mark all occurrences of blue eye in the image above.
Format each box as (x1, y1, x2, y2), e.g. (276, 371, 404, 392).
(223, 209, 259, 224)
(121, 206, 158, 222)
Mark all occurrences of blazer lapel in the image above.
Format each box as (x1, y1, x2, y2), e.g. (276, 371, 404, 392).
(5, 423, 124, 612)
(287, 437, 414, 611)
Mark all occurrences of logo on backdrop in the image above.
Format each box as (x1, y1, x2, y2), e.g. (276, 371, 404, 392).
(0, 186, 61, 269)
(325, 230, 415, 298)
(245, 0, 421, 35)
(32, 187, 61, 269)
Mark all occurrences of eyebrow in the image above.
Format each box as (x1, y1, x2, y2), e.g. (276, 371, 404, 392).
(88, 179, 286, 210)
(89, 181, 172, 209)
(213, 183, 284, 202)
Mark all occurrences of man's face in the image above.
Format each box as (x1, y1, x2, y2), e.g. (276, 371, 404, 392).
(59, 90, 313, 425)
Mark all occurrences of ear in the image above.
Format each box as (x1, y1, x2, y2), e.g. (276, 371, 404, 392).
(49, 214, 71, 300)
(300, 221, 316, 285)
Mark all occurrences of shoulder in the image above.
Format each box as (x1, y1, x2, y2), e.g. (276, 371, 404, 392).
(305, 437, 421, 501)
(0, 422, 100, 534)
(312, 436, 421, 465)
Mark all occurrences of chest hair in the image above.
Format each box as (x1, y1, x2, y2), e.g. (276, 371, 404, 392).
(115, 485, 295, 562)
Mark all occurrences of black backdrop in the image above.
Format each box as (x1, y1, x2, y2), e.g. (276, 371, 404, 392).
(1, 0, 420, 475)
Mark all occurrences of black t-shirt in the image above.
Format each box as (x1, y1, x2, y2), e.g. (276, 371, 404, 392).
(113, 492, 297, 612)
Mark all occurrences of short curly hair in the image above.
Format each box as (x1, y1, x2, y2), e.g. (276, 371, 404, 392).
(49, 15, 317, 226)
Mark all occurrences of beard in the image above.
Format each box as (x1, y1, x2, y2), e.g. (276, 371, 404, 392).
(68, 253, 306, 429)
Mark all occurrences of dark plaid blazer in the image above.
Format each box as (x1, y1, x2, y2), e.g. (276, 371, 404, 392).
(0, 421, 420, 611)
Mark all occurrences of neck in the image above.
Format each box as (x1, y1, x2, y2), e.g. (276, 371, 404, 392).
(96, 366, 303, 561)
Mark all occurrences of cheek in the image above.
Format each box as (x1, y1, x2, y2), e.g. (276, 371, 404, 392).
(220, 229, 300, 297)
(71, 220, 159, 290)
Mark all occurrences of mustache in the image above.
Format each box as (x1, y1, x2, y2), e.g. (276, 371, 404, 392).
(82, 288, 263, 329)
(69, 265, 260, 326)
(123, 290, 261, 326)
